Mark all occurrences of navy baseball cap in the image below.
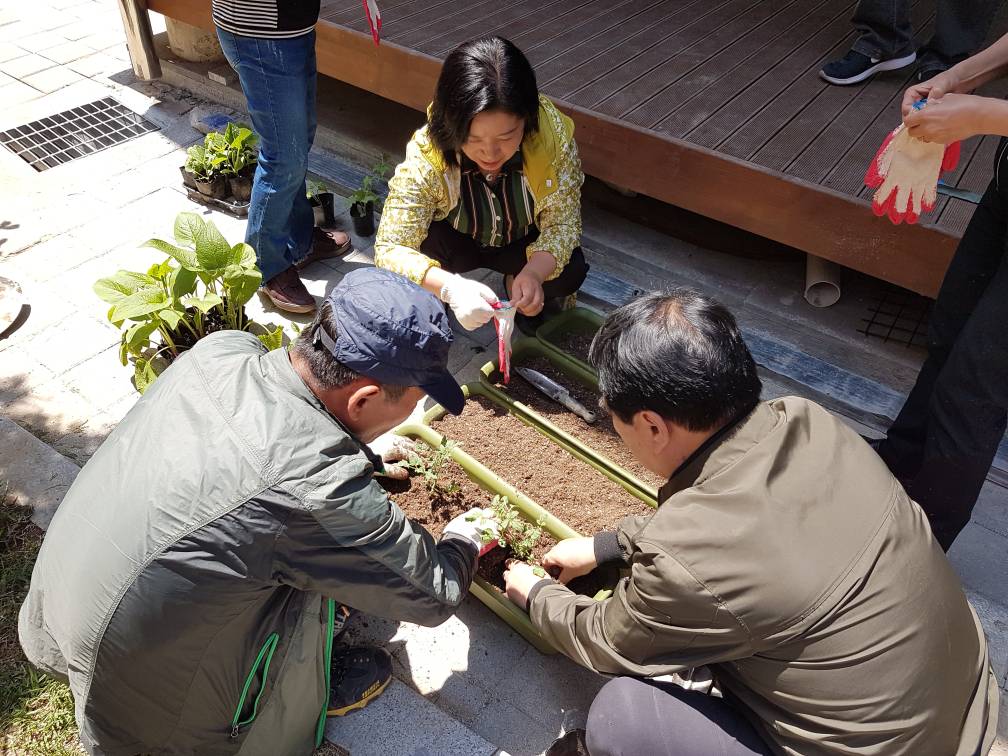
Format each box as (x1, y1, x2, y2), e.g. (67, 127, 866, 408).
(312, 267, 465, 415)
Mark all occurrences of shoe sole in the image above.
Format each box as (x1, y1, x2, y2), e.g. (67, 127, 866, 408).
(326, 675, 391, 717)
(819, 51, 916, 85)
(257, 289, 317, 314)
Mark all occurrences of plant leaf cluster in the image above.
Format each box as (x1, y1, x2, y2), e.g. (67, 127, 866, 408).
(480, 495, 545, 563)
(406, 440, 459, 496)
(185, 122, 258, 181)
(94, 212, 285, 393)
(349, 153, 392, 208)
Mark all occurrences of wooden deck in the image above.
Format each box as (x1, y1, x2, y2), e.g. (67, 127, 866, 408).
(149, 0, 1008, 296)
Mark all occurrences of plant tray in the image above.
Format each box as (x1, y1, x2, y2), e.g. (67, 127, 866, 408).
(479, 338, 658, 505)
(536, 306, 605, 376)
(184, 186, 249, 218)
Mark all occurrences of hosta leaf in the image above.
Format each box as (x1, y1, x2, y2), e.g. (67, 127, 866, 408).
(169, 266, 197, 301)
(125, 321, 158, 351)
(230, 242, 257, 268)
(223, 264, 262, 307)
(94, 270, 158, 305)
(255, 324, 285, 351)
(173, 212, 204, 247)
(145, 238, 198, 270)
(134, 358, 158, 395)
(194, 219, 233, 272)
(159, 308, 186, 331)
(110, 286, 170, 321)
(183, 293, 223, 315)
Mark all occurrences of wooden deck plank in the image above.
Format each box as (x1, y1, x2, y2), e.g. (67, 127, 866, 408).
(370, 0, 503, 43)
(622, 0, 836, 128)
(404, 0, 550, 55)
(933, 135, 1001, 235)
(319, 0, 425, 28)
(502, 0, 627, 54)
(652, 1, 852, 138)
(563, 0, 775, 108)
(534, 0, 706, 89)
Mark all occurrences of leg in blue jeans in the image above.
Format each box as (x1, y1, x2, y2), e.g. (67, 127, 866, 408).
(216, 29, 317, 285)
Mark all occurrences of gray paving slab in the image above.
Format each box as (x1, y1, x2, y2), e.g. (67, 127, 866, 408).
(0, 416, 79, 529)
(324, 679, 496, 756)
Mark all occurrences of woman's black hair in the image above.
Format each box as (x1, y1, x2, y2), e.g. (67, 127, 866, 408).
(429, 36, 540, 167)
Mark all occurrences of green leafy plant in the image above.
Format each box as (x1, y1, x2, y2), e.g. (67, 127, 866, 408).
(479, 495, 545, 563)
(349, 154, 392, 208)
(306, 178, 328, 200)
(405, 440, 459, 496)
(202, 122, 257, 180)
(184, 144, 212, 181)
(94, 212, 285, 393)
(371, 153, 391, 181)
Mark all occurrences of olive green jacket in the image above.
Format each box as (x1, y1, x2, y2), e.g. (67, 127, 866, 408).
(530, 397, 998, 755)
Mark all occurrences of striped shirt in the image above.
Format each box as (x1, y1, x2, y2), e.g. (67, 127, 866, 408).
(445, 152, 536, 249)
(211, 0, 320, 39)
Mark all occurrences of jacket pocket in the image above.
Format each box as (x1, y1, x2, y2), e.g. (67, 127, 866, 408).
(230, 632, 280, 738)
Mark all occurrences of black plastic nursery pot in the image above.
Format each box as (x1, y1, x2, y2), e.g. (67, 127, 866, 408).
(228, 175, 253, 203)
(179, 166, 197, 190)
(196, 175, 227, 200)
(318, 192, 337, 227)
(350, 200, 375, 236)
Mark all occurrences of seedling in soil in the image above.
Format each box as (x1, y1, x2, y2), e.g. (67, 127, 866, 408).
(480, 495, 545, 564)
(406, 440, 460, 497)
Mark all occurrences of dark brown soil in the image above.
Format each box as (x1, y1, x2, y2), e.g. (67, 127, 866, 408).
(432, 396, 654, 537)
(499, 356, 664, 489)
(167, 305, 245, 355)
(378, 453, 492, 539)
(552, 330, 595, 364)
(475, 537, 554, 590)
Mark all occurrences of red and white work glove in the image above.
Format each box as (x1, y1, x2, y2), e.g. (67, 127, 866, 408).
(362, 0, 381, 45)
(440, 273, 498, 331)
(864, 122, 960, 225)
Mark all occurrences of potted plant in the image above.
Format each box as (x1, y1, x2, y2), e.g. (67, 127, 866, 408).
(306, 178, 336, 227)
(185, 142, 227, 200)
(94, 212, 285, 393)
(219, 122, 258, 203)
(349, 154, 391, 237)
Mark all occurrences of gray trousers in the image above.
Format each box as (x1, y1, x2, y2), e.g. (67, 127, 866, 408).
(585, 678, 772, 756)
(850, 0, 998, 65)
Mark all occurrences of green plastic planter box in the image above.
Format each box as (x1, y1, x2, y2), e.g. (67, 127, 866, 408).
(395, 384, 580, 654)
(536, 306, 605, 376)
(478, 338, 658, 506)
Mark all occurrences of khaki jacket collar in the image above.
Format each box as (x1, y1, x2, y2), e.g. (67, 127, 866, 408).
(659, 401, 777, 504)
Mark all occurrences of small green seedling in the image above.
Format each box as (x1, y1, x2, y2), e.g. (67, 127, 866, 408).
(406, 440, 459, 496)
(479, 495, 544, 563)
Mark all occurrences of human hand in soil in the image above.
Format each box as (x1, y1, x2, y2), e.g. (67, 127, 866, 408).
(376, 439, 415, 480)
(503, 560, 548, 609)
(541, 537, 597, 584)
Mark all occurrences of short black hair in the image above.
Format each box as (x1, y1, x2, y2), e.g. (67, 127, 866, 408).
(291, 301, 408, 399)
(589, 290, 762, 432)
(429, 36, 540, 168)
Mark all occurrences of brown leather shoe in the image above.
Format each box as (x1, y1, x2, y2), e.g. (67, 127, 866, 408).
(295, 228, 352, 270)
(260, 266, 316, 314)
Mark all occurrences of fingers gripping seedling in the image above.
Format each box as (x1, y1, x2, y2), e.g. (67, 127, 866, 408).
(476, 495, 545, 565)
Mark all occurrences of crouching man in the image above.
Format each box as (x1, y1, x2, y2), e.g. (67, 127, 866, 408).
(19, 268, 492, 755)
(505, 289, 998, 755)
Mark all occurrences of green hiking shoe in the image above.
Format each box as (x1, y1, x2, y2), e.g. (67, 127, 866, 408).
(326, 646, 392, 717)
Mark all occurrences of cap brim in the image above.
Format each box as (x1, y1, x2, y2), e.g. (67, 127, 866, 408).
(421, 371, 465, 416)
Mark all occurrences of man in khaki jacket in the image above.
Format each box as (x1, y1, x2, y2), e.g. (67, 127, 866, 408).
(504, 290, 998, 755)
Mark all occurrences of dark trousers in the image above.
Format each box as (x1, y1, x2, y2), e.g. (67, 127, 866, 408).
(419, 221, 589, 299)
(879, 144, 1008, 551)
(851, 0, 997, 65)
(585, 677, 772, 756)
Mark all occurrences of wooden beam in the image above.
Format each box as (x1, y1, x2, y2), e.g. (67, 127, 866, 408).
(117, 0, 162, 80)
(146, 0, 959, 296)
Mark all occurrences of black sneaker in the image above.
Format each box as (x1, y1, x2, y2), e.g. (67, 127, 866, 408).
(546, 729, 590, 756)
(326, 646, 392, 716)
(820, 49, 916, 85)
(916, 62, 948, 83)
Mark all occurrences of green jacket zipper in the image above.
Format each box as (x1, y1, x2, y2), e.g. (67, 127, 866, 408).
(315, 598, 336, 747)
(230, 632, 280, 739)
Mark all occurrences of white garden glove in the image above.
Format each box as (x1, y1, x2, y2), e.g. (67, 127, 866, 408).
(439, 273, 498, 331)
(864, 118, 960, 225)
(442, 507, 500, 553)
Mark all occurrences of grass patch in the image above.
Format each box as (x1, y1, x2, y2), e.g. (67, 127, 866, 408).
(0, 482, 81, 755)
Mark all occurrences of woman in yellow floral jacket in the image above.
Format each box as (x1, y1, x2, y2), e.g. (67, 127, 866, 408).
(375, 36, 587, 333)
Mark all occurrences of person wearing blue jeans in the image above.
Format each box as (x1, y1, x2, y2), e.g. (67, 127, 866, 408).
(214, 0, 350, 313)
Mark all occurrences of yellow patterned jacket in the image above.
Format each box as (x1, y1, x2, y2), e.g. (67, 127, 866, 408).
(374, 95, 584, 285)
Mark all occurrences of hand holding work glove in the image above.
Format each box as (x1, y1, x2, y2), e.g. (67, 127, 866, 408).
(442, 507, 500, 553)
(439, 274, 498, 331)
(864, 101, 960, 225)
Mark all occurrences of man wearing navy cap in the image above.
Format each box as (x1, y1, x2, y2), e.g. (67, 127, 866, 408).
(19, 268, 495, 756)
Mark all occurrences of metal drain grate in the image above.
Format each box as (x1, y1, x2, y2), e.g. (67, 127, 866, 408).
(0, 97, 158, 171)
(859, 286, 931, 349)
